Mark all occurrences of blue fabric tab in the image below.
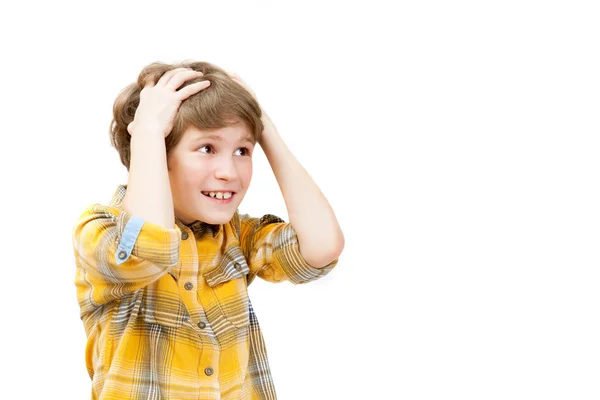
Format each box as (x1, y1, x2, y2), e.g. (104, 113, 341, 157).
(115, 215, 145, 265)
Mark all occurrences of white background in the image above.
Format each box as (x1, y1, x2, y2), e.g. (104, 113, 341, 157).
(1, 0, 599, 399)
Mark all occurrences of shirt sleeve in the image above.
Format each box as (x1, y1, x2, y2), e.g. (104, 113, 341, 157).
(72, 203, 181, 310)
(235, 211, 338, 285)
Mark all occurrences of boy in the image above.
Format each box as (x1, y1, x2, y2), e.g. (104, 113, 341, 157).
(72, 61, 344, 399)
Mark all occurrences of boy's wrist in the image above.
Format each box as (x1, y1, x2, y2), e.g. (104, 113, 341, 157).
(129, 125, 166, 138)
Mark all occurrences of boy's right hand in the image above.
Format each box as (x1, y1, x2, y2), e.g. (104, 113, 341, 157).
(127, 67, 210, 138)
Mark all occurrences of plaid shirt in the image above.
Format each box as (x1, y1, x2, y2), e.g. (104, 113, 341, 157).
(72, 185, 338, 399)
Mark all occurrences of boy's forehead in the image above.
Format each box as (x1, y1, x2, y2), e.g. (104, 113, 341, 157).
(186, 125, 253, 143)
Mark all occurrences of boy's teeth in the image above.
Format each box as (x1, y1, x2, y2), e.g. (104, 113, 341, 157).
(203, 191, 233, 199)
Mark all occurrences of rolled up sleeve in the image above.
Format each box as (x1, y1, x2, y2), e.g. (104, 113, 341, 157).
(237, 212, 338, 285)
(72, 203, 181, 309)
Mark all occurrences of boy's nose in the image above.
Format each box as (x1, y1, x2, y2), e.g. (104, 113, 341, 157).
(213, 158, 238, 180)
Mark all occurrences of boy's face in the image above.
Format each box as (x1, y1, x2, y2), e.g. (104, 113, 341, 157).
(167, 123, 255, 226)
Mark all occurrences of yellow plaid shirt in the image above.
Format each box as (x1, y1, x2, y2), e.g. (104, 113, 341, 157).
(72, 185, 338, 399)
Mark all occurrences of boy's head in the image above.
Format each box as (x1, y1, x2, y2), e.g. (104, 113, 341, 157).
(110, 61, 264, 226)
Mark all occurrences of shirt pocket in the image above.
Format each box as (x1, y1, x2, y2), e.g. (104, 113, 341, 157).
(138, 273, 189, 328)
(203, 246, 251, 330)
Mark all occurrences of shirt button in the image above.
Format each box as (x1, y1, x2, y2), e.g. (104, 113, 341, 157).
(204, 367, 214, 376)
(118, 250, 127, 260)
(197, 321, 206, 329)
(182, 232, 189, 240)
(234, 262, 242, 271)
(184, 282, 193, 290)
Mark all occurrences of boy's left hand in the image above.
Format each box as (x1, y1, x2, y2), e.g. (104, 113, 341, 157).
(224, 69, 256, 99)
(224, 69, 275, 135)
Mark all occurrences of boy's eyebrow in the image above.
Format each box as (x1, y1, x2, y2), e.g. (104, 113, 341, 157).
(193, 133, 254, 145)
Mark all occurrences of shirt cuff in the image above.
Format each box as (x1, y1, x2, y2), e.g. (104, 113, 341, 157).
(114, 207, 181, 268)
(271, 223, 338, 284)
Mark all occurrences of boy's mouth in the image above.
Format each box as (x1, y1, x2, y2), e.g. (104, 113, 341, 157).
(201, 191, 235, 205)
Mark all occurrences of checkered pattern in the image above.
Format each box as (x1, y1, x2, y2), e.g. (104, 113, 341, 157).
(72, 185, 338, 399)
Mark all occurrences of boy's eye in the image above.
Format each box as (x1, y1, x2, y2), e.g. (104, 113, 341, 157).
(197, 145, 213, 154)
(196, 145, 251, 156)
(236, 147, 251, 156)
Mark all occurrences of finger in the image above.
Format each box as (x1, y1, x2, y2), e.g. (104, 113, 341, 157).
(223, 68, 238, 79)
(166, 69, 205, 91)
(232, 77, 247, 89)
(176, 80, 211, 100)
(166, 68, 204, 88)
(156, 67, 195, 88)
(143, 79, 155, 90)
(230, 75, 252, 92)
(142, 73, 158, 89)
(233, 78, 256, 97)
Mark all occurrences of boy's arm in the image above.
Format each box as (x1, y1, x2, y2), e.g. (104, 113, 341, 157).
(227, 71, 344, 266)
(235, 115, 343, 286)
(228, 71, 343, 267)
(237, 211, 338, 285)
(258, 114, 345, 268)
(121, 66, 208, 228)
(232, 111, 343, 286)
(72, 68, 207, 311)
(73, 204, 181, 311)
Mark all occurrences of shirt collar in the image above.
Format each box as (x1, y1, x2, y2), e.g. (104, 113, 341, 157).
(178, 219, 221, 238)
(110, 184, 222, 238)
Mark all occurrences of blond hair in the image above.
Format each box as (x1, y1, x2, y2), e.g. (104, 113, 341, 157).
(109, 60, 264, 171)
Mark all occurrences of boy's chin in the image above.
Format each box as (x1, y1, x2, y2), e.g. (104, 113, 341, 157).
(197, 210, 235, 225)
(201, 217, 228, 225)
(176, 210, 231, 226)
